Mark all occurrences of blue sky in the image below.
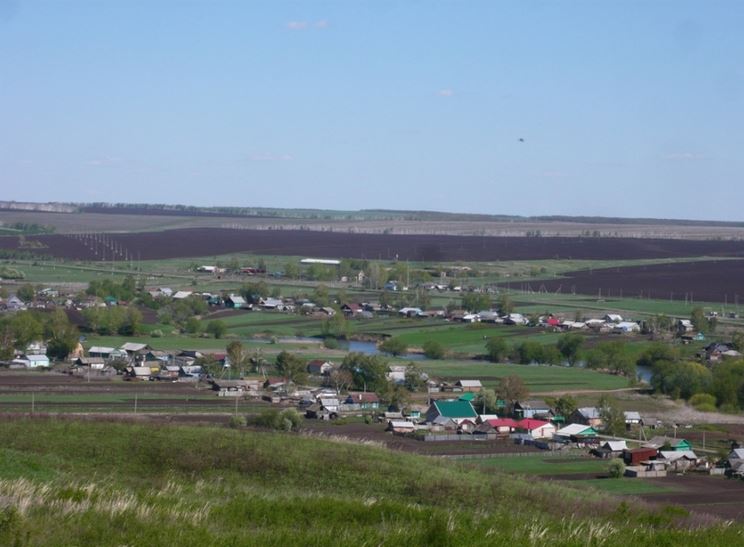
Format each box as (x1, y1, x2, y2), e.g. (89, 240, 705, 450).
(1, 1, 742, 220)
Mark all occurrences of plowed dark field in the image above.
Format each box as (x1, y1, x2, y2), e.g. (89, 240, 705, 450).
(509, 259, 744, 303)
(3, 228, 744, 261)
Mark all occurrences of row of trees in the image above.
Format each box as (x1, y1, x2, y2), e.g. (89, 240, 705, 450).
(0, 310, 79, 361)
(641, 342, 744, 411)
(483, 333, 636, 376)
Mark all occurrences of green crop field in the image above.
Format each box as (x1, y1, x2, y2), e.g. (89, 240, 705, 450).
(420, 360, 630, 392)
(0, 419, 737, 546)
(465, 455, 612, 476)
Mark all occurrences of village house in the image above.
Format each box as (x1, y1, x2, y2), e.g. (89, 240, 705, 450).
(623, 447, 660, 466)
(306, 359, 335, 376)
(344, 391, 380, 410)
(211, 380, 249, 396)
(644, 436, 693, 452)
(570, 407, 604, 428)
(593, 440, 628, 458)
(425, 399, 478, 424)
(515, 418, 556, 439)
(456, 379, 482, 393)
(514, 400, 553, 420)
(555, 423, 599, 445)
(225, 294, 251, 309)
(657, 450, 699, 472)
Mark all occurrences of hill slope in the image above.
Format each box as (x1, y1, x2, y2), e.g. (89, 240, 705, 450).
(0, 419, 739, 545)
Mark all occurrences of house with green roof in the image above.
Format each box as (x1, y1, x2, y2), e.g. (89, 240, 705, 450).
(426, 399, 478, 423)
(644, 436, 693, 451)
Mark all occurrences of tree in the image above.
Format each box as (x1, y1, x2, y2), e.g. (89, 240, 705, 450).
(461, 293, 491, 313)
(313, 284, 331, 307)
(206, 320, 227, 339)
(422, 340, 445, 360)
(274, 351, 307, 384)
(636, 342, 679, 369)
(598, 395, 626, 436)
(328, 368, 353, 395)
(651, 360, 712, 400)
(16, 284, 35, 303)
(379, 336, 408, 356)
(607, 460, 625, 479)
(0, 318, 15, 360)
(10, 312, 43, 350)
(586, 341, 635, 377)
(284, 261, 300, 280)
(44, 310, 79, 361)
(340, 353, 389, 393)
(474, 388, 499, 414)
(691, 307, 717, 334)
(545, 395, 577, 420)
(485, 337, 509, 363)
(497, 293, 514, 315)
(403, 362, 427, 392)
(514, 341, 545, 364)
(321, 312, 349, 339)
(226, 341, 250, 376)
(556, 333, 583, 365)
(496, 375, 528, 414)
(184, 317, 202, 335)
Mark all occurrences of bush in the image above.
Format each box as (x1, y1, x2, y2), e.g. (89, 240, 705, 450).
(422, 340, 445, 359)
(150, 329, 163, 338)
(323, 337, 340, 349)
(229, 415, 247, 428)
(250, 408, 303, 431)
(607, 460, 625, 479)
(689, 393, 717, 411)
(379, 336, 408, 356)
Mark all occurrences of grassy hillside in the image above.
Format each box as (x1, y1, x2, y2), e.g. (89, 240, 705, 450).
(0, 420, 740, 545)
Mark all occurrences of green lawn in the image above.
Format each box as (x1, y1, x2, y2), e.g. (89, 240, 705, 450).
(420, 360, 630, 392)
(466, 455, 612, 475)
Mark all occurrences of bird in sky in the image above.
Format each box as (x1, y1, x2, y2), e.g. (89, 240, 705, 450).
(518, 138, 525, 143)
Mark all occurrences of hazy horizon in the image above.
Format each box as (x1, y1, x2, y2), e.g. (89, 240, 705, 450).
(1, 1, 742, 221)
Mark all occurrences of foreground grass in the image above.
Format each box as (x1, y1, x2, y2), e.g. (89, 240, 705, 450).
(0, 420, 741, 545)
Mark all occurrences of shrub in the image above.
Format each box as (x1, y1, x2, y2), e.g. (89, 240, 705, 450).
(422, 340, 445, 359)
(150, 329, 163, 338)
(689, 393, 717, 411)
(379, 336, 408, 356)
(607, 460, 625, 479)
(323, 337, 340, 349)
(229, 415, 247, 428)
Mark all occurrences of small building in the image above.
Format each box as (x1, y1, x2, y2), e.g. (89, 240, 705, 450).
(623, 447, 659, 466)
(613, 321, 641, 334)
(514, 400, 553, 420)
(345, 392, 380, 410)
(387, 420, 415, 434)
(128, 366, 152, 380)
(486, 418, 520, 434)
(594, 440, 628, 458)
(658, 450, 699, 472)
(425, 399, 478, 423)
(319, 398, 340, 413)
(212, 380, 248, 396)
(623, 411, 643, 428)
(644, 437, 692, 452)
(555, 423, 599, 442)
(225, 294, 251, 309)
(604, 314, 623, 323)
(88, 346, 115, 359)
(571, 407, 603, 428)
(306, 360, 335, 376)
(456, 379, 483, 393)
(74, 357, 106, 369)
(516, 418, 556, 439)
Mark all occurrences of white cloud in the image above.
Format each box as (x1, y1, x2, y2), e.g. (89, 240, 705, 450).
(438, 89, 454, 97)
(249, 153, 293, 162)
(661, 152, 709, 161)
(286, 21, 308, 30)
(85, 156, 123, 167)
(286, 20, 328, 31)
